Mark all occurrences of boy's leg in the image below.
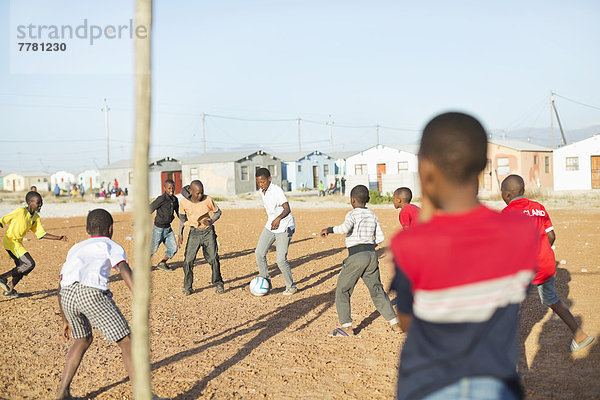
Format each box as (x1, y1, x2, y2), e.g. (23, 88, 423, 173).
(361, 252, 398, 323)
(183, 228, 202, 293)
(150, 226, 163, 257)
(335, 253, 366, 331)
(255, 229, 276, 281)
(200, 226, 224, 290)
(163, 227, 178, 260)
(274, 228, 296, 291)
(2, 252, 35, 292)
(115, 335, 134, 385)
(56, 335, 93, 399)
(537, 276, 590, 344)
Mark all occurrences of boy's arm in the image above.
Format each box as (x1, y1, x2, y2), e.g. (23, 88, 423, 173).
(391, 264, 414, 332)
(178, 214, 188, 246)
(547, 230, 556, 246)
(115, 261, 133, 291)
(321, 212, 354, 237)
(42, 233, 68, 242)
(271, 202, 291, 230)
(149, 196, 163, 213)
(57, 283, 71, 340)
(374, 216, 385, 245)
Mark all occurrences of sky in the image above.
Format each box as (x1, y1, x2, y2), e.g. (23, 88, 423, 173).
(1, 0, 599, 174)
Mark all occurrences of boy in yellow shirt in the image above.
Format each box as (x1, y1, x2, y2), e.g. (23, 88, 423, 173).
(0, 191, 68, 298)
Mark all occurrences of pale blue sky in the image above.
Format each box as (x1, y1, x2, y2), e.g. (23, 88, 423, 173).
(1, 0, 599, 173)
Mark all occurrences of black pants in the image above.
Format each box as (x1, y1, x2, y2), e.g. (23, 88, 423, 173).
(182, 225, 223, 291)
(6, 250, 36, 278)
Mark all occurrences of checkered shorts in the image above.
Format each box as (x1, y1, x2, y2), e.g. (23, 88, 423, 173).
(60, 282, 130, 343)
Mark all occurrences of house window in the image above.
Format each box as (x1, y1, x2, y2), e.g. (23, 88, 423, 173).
(497, 157, 510, 175)
(128, 172, 133, 184)
(241, 166, 249, 181)
(398, 161, 408, 172)
(566, 157, 579, 171)
(355, 164, 367, 175)
(297, 164, 302, 172)
(324, 164, 329, 175)
(268, 165, 276, 176)
(43, 178, 48, 182)
(190, 167, 198, 180)
(545, 156, 549, 173)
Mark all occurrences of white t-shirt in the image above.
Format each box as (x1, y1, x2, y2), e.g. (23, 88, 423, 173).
(60, 236, 127, 291)
(260, 183, 295, 234)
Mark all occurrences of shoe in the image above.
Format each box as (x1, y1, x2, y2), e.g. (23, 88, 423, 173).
(0, 277, 9, 293)
(3, 289, 20, 299)
(156, 262, 172, 271)
(570, 335, 595, 352)
(282, 287, 298, 296)
(215, 284, 225, 294)
(183, 288, 192, 296)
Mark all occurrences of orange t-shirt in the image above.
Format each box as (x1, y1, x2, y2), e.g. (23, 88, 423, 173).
(180, 195, 219, 230)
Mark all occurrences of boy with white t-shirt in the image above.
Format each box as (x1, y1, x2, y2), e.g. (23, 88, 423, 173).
(56, 209, 168, 400)
(255, 168, 297, 295)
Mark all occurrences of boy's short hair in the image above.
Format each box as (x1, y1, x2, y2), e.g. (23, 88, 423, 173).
(255, 168, 270, 179)
(25, 191, 42, 203)
(164, 179, 175, 186)
(350, 185, 370, 204)
(419, 112, 488, 183)
(87, 209, 113, 235)
(394, 187, 412, 202)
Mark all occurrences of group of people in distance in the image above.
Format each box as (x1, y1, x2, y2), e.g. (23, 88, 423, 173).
(0, 111, 595, 400)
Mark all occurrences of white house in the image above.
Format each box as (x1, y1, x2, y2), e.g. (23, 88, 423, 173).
(77, 170, 101, 190)
(553, 134, 600, 191)
(329, 151, 359, 176)
(345, 144, 420, 195)
(278, 150, 335, 190)
(51, 171, 77, 191)
(2, 172, 51, 192)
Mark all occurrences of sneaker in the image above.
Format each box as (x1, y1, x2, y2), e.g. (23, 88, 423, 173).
(282, 287, 298, 296)
(0, 277, 9, 293)
(3, 289, 20, 299)
(156, 262, 172, 271)
(215, 284, 225, 294)
(183, 288, 192, 296)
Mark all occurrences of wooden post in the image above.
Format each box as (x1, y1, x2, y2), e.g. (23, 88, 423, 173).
(132, 0, 152, 399)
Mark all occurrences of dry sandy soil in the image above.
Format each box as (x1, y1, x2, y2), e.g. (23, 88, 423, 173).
(0, 205, 598, 399)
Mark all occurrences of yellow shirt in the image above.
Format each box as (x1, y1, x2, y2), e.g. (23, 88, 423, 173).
(180, 196, 219, 230)
(0, 207, 47, 257)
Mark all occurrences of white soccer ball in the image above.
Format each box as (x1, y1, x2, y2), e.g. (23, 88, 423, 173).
(249, 276, 270, 296)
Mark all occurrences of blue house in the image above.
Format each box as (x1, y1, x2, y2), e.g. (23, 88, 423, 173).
(278, 151, 336, 191)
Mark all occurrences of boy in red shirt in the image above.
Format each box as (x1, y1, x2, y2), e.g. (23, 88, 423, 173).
(392, 187, 420, 229)
(501, 174, 594, 352)
(390, 112, 539, 400)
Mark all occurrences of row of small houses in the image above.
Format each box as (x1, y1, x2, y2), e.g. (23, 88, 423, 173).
(2, 134, 600, 197)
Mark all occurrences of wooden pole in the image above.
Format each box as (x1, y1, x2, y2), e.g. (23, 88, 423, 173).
(132, 0, 152, 399)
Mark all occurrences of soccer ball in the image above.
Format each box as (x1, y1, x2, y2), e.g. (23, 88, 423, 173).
(249, 276, 270, 296)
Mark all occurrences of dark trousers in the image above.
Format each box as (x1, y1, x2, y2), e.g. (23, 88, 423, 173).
(1, 251, 36, 289)
(182, 225, 223, 291)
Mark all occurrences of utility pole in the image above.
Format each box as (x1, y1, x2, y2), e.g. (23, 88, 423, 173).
(297, 117, 301, 152)
(202, 112, 206, 154)
(550, 92, 567, 146)
(328, 115, 333, 153)
(376, 124, 380, 146)
(102, 99, 110, 165)
(550, 90, 554, 148)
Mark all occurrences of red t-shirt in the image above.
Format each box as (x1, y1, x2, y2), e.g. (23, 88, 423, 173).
(502, 197, 555, 285)
(399, 204, 420, 229)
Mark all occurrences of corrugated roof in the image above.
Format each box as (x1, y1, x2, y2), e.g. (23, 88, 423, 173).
(385, 144, 420, 154)
(8, 171, 51, 177)
(329, 151, 360, 160)
(101, 157, 179, 170)
(489, 139, 552, 152)
(276, 150, 333, 162)
(182, 150, 280, 164)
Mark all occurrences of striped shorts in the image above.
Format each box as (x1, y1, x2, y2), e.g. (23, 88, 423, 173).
(60, 282, 130, 343)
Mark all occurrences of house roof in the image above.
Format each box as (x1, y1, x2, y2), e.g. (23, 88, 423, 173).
(276, 150, 332, 162)
(385, 144, 420, 154)
(101, 156, 180, 170)
(489, 139, 552, 152)
(11, 171, 51, 177)
(328, 151, 361, 160)
(183, 150, 280, 164)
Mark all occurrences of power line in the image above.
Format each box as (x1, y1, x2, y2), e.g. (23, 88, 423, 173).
(552, 92, 600, 111)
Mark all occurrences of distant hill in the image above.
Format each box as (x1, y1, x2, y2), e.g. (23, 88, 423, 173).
(493, 125, 600, 148)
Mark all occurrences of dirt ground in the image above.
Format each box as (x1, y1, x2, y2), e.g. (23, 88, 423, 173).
(0, 206, 598, 399)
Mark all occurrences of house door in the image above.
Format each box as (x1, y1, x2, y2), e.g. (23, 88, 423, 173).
(313, 166, 318, 188)
(376, 163, 386, 191)
(592, 156, 600, 189)
(161, 171, 183, 194)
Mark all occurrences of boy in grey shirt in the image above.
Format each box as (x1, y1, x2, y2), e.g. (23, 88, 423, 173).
(321, 185, 401, 336)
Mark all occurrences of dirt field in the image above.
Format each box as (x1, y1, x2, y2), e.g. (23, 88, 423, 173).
(0, 206, 598, 399)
